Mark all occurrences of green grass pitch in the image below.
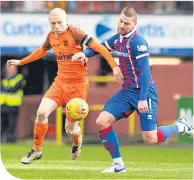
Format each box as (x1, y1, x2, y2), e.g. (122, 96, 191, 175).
(1, 143, 193, 179)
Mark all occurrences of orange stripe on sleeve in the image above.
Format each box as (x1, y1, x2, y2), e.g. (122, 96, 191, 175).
(88, 39, 118, 69)
(20, 47, 48, 65)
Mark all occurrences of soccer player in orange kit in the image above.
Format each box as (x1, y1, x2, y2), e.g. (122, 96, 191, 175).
(7, 8, 123, 164)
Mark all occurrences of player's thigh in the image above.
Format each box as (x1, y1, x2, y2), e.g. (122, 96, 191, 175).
(37, 98, 58, 116)
(77, 79, 89, 100)
(103, 89, 135, 121)
(139, 97, 158, 131)
(44, 81, 64, 107)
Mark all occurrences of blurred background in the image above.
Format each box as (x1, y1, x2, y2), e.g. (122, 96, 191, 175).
(0, 1, 193, 145)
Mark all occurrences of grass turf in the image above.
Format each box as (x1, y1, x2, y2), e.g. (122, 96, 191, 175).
(1, 143, 193, 179)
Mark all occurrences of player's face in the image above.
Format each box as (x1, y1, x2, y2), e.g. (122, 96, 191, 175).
(49, 15, 68, 35)
(118, 13, 137, 36)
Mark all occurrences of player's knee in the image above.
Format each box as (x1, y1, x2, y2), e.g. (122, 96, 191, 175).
(143, 136, 157, 144)
(65, 126, 80, 136)
(96, 117, 105, 129)
(65, 127, 72, 136)
(36, 110, 48, 123)
(96, 115, 112, 130)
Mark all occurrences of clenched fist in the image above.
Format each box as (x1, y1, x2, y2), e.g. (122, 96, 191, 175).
(71, 52, 86, 63)
(7, 59, 20, 68)
(113, 66, 124, 84)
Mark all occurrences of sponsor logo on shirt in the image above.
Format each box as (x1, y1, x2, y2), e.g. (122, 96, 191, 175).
(110, 50, 129, 57)
(57, 54, 73, 61)
(137, 45, 148, 51)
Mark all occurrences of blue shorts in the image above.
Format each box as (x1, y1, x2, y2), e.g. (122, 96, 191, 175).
(103, 84, 158, 131)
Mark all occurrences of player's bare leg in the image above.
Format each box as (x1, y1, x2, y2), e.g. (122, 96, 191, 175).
(65, 119, 82, 160)
(142, 117, 193, 145)
(20, 98, 58, 164)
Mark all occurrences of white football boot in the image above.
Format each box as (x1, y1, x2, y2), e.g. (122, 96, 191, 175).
(101, 163, 126, 173)
(20, 149, 42, 164)
(177, 117, 193, 137)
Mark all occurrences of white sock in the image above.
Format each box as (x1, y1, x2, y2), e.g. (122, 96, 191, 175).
(175, 122, 185, 133)
(113, 157, 125, 166)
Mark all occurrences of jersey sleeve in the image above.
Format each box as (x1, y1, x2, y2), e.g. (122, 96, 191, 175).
(83, 33, 119, 57)
(69, 25, 93, 46)
(131, 35, 150, 100)
(131, 36, 149, 60)
(42, 33, 51, 50)
(103, 33, 119, 50)
(83, 48, 98, 57)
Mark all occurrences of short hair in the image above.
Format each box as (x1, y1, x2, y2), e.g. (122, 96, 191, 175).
(49, 8, 67, 17)
(121, 7, 137, 22)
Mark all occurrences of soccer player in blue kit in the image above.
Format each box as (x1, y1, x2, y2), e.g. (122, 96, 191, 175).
(72, 7, 193, 173)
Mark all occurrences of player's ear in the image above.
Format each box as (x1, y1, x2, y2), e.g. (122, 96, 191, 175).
(65, 17, 68, 26)
(134, 20, 137, 26)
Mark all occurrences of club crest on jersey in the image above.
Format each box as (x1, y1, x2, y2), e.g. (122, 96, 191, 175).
(137, 45, 147, 51)
(64, 40, 68, 46)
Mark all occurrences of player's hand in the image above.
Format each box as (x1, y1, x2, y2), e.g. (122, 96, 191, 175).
(113, 66, 124, 84)
(138, 100, 148, 113)
(72, 52, 86, 63)
(7, 59, 20, 68)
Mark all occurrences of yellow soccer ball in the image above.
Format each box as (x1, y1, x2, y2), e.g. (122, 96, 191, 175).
(66, 98, 89, 121)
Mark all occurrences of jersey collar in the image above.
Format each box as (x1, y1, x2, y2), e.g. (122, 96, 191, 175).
(120, 27, 136, 39)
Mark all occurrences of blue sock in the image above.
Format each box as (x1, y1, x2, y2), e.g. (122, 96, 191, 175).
(99, 126, 121, 159)
(158, 124, 179, 141)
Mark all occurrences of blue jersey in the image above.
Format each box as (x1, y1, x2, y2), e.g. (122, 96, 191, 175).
(104, 29, 154, 89)
(84, 28, 155, 100)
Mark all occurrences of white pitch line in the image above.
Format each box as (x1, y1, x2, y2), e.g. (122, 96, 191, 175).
(3, 160, 192, 166)
(5, 165, 102, 171)
(30, 179, 176, 180)
(4, 164, 193, 172)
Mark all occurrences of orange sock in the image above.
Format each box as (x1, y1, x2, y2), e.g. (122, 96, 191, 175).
(71, 133, 82, 146)
(33, 122, 48, 152)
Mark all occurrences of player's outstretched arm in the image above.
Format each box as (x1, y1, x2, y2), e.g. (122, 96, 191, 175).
(88, 39, 116, 68)
(72, 39, 123, 83)
(89, 39, 123, 84)
(7, 47, 48, 68)
(82, 34, 118, 59)
(71, 43, 105, 62)
(137, 56, 150, 113)
(72, 47, 119, 64)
